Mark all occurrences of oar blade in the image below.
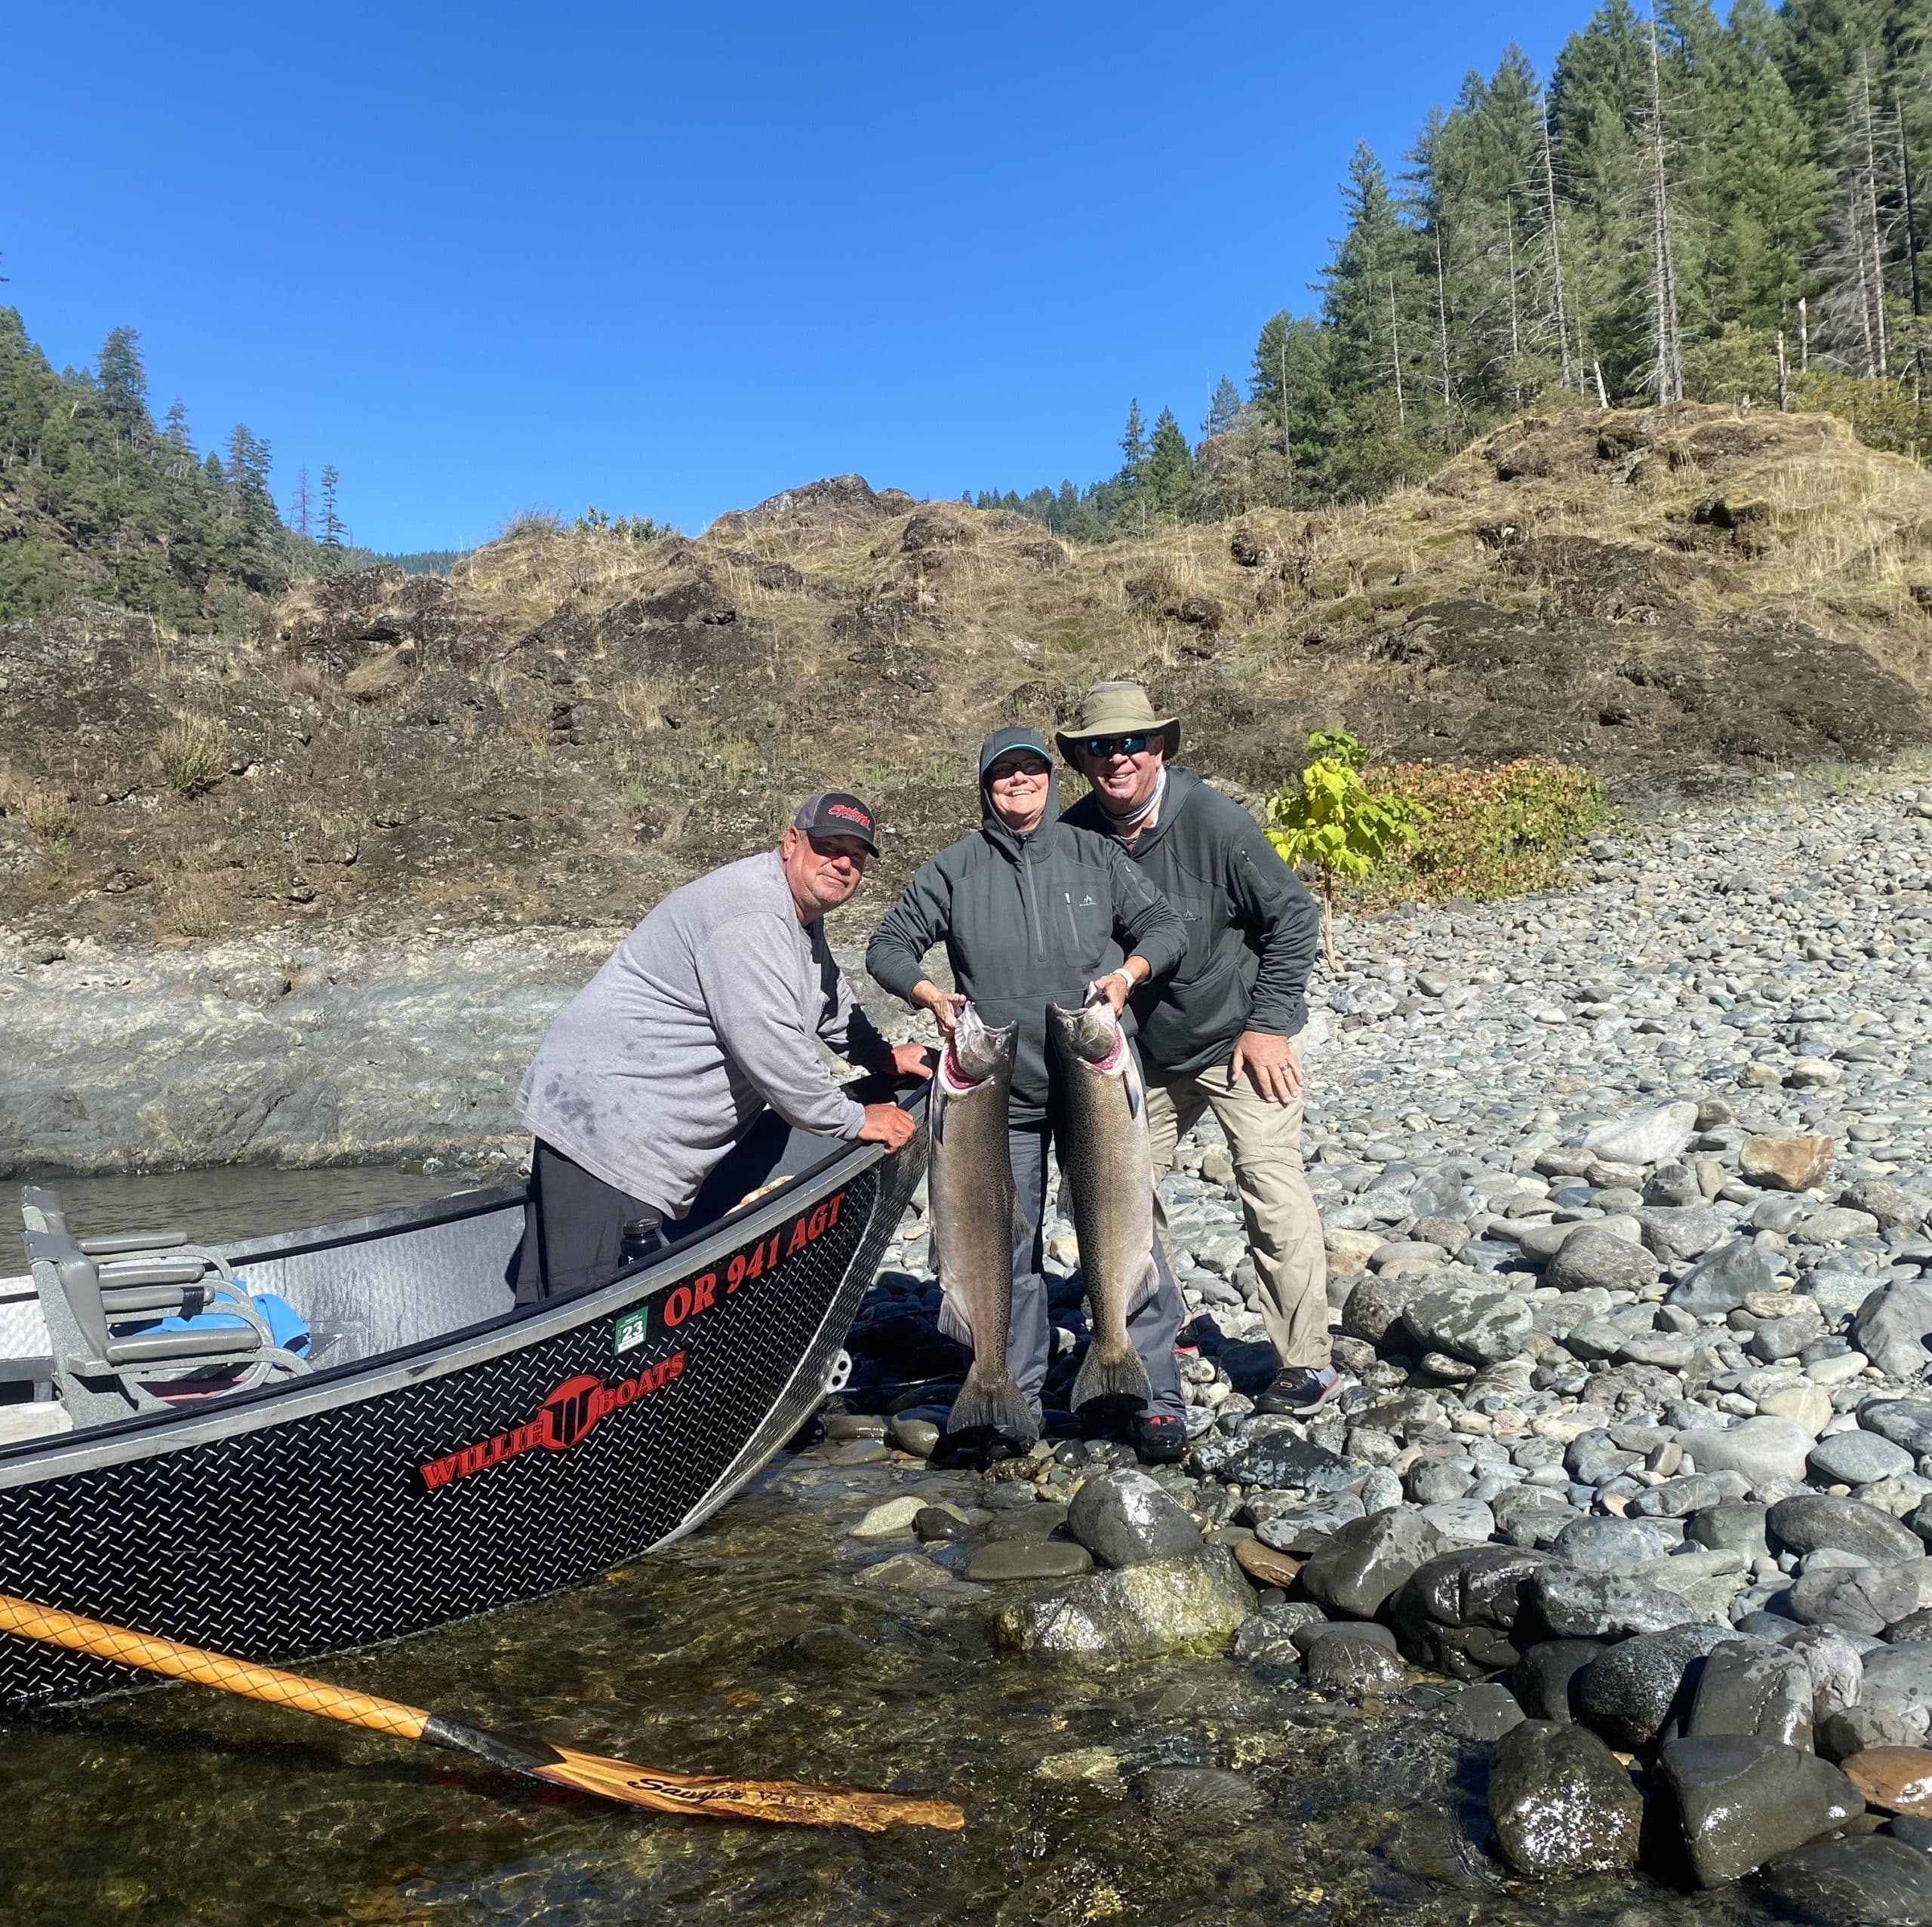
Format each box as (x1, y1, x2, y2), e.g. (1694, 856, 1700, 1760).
(527, 1741, 965, 1833)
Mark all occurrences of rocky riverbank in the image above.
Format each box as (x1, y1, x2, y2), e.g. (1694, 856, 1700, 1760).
(798, 770, 1932, 1918)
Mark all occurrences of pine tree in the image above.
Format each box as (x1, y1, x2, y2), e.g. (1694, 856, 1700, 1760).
(1201, 376, 1244, 441)
(1143, 406, 1195, 516)
(96, 327, 148, 436)
(1113, 401, 1150, 532)
(318, 464, 346, 552)
(290, 465, 312, 541)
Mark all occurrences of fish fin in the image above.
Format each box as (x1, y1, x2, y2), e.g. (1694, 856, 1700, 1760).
(936, 1291, 974, 1347)
(1071, 1338, 1152, 1415)
(931, 1098, 944, 1147)
(1124, 1254, 1161, 1320)
(1128, 1075, 1141, 1121)
(946, 1360, 1038, 1440)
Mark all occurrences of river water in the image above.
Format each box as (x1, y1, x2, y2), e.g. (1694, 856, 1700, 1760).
(0, 1170, 1770, 1925)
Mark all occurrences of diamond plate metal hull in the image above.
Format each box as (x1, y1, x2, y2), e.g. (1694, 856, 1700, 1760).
(0, 1123, 924, 1708)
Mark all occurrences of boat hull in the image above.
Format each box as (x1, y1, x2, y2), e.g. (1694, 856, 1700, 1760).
(0, 1129, 921, 1708)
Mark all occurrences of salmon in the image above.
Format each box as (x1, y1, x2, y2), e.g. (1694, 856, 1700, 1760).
(1048, 996, 1157, 1415)
(930, 1004, 1034, 1440)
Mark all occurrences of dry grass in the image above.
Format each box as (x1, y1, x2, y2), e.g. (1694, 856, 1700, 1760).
(158, 715, 226, 797)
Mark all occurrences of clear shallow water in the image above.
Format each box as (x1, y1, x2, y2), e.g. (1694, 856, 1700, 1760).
(0, 1171, 1774, 1926)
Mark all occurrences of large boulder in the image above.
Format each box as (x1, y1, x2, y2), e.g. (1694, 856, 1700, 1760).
(1526, 1565, 1700, 1640)
(1340, 1272, 1424, 1346)
(1769, 1495, 1926, 1566)
(1386, 1547, 1552, 1680)
(1741, 1135, 1835, 1192)
(1550, 1515, 1678, 1572)
(1854, 1282, 1932, 1382)
(1584, 1103, 1697, 1167)
(1863, 1400, 1932, 1458)
(1510, 1640, 1608, 1723)
(1810, 1431, 1917, 1486)
(1223, 1431, 1358, 1492)
(1574, 1623, 1734, 1749)
(1668, 1239, 1783, 1317)
(1659, 1735, 1862, 1886)
(1840, 1744, 1932, 1817)
(1683, 1416, 1815, 1487)
(1304, 1633, 1407, 1697)
(1300, 1508, 1445, 1619)
(1789, 1563, 1921, 1637)
(1400, 1286, 1534, 1366)
(985, 1551, 1254, 1660)
(1546, 1227, 1663, 1295)
(1685, 1639, 1816, 1749)
(1756, 1836, 1932, 1927)
(1858, 1646, 1932, 1732)
(1487, 1720, 1644, 1876)
(1636, 1206, 1733, 1263)
(1065, 1469, 1207, 1569)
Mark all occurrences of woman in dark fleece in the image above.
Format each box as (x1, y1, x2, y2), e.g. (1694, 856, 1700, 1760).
(866, 725, 1192, 1461)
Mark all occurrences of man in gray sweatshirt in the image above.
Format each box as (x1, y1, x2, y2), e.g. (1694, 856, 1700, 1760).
(512, 791, 928, 1299)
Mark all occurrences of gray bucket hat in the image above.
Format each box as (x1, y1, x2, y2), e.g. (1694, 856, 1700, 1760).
(1053, 681, 1181, 764)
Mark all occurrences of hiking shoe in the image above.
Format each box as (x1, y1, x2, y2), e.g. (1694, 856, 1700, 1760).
(1134, 1413, 1186, 1464)
(1254, 1366, 1346, 1417)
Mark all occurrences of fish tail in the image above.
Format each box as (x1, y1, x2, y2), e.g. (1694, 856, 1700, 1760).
(1071, 1337, 1152, 1415)
(946, 1358, 1038, 1440)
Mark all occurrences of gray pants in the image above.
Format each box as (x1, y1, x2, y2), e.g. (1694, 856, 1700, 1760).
(1005, 1119, 1186, 1422)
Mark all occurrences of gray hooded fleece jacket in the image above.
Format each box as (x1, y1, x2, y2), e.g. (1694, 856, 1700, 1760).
(517, 849, 890, 1217)
(866, 758, 1186, 1123)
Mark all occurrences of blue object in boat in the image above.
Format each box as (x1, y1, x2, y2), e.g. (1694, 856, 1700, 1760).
(150, 1284, 312, 1356)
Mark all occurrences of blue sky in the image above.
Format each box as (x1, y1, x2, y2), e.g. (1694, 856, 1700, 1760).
(7, 2, 1623, 551)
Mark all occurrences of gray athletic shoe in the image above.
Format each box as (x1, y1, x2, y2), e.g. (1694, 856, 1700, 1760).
(1254, 1365, 1347, 1417)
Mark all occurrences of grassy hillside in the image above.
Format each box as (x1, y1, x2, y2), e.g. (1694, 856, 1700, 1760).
(2, 402, 1928, 949)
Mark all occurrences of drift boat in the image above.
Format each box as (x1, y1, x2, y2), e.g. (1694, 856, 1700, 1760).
(0, 1095, 927, 1709)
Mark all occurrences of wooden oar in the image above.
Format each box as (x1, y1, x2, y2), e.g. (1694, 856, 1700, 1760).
(0, 1591, 962, 1833)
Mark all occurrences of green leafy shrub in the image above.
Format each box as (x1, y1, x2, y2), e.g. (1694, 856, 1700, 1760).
(1263, 730, 1425, 963)
(1352, 756, 1609, 908)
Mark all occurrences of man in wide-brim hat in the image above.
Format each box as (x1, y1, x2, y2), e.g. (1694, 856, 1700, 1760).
(1059, 681, 1337, 1416)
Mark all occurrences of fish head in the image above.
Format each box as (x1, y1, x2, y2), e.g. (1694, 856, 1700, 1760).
(945, 1002, 1017, 1088)
(1047, 997, 1127, 1074)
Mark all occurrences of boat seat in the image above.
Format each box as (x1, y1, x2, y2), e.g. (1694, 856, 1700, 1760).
(22, 1188, 311, 1415)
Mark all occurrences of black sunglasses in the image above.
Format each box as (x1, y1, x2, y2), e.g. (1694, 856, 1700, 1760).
(1082, 733, 1150, 758)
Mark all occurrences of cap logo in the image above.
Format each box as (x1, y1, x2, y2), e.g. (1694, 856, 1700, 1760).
(826, 801, 871, 828)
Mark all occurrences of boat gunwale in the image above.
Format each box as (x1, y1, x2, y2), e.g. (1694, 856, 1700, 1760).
(0, 1106, 920, 1492)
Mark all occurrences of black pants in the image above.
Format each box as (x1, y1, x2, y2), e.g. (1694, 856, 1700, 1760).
(510, 1083, 907, 1303)
(510, 1140, 664, 1305)
(1004, 1117, 1186, 1422)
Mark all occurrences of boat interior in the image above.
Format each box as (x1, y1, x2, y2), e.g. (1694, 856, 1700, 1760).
(1, 1105, 882, 1446)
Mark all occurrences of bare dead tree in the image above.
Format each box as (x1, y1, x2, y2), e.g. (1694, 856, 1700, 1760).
(1504, 202, 1523, 405)
(1434, 225, 1454, 414)
(1645, 6, 1685, 404)
(1389, 275, 1407, 428)
(1540, 105, 1580, 394)
(1861, 51, 1892, 377)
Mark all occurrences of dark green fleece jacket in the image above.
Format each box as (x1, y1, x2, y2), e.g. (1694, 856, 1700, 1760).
(1061, 764, 1319, 1077)
(865, 788, 1186, 1123)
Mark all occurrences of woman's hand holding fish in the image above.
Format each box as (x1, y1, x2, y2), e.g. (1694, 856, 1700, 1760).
(909, 981, 969, 1036)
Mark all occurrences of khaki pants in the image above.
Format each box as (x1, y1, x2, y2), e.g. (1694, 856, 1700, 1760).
(1143, 1062, 1330, 1370)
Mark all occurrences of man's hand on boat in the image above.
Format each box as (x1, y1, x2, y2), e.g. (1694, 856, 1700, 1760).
(857, 1042, 931, 1153)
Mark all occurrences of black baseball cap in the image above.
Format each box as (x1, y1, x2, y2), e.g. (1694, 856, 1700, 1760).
(792, 790, 880, 854)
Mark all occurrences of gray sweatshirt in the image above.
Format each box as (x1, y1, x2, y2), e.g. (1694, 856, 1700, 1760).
(517, 850, 891, 1217)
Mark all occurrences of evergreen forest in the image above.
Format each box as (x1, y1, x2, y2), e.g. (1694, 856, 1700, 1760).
(10, 0, 1932, 621)
(983, 0, 1932, 536)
